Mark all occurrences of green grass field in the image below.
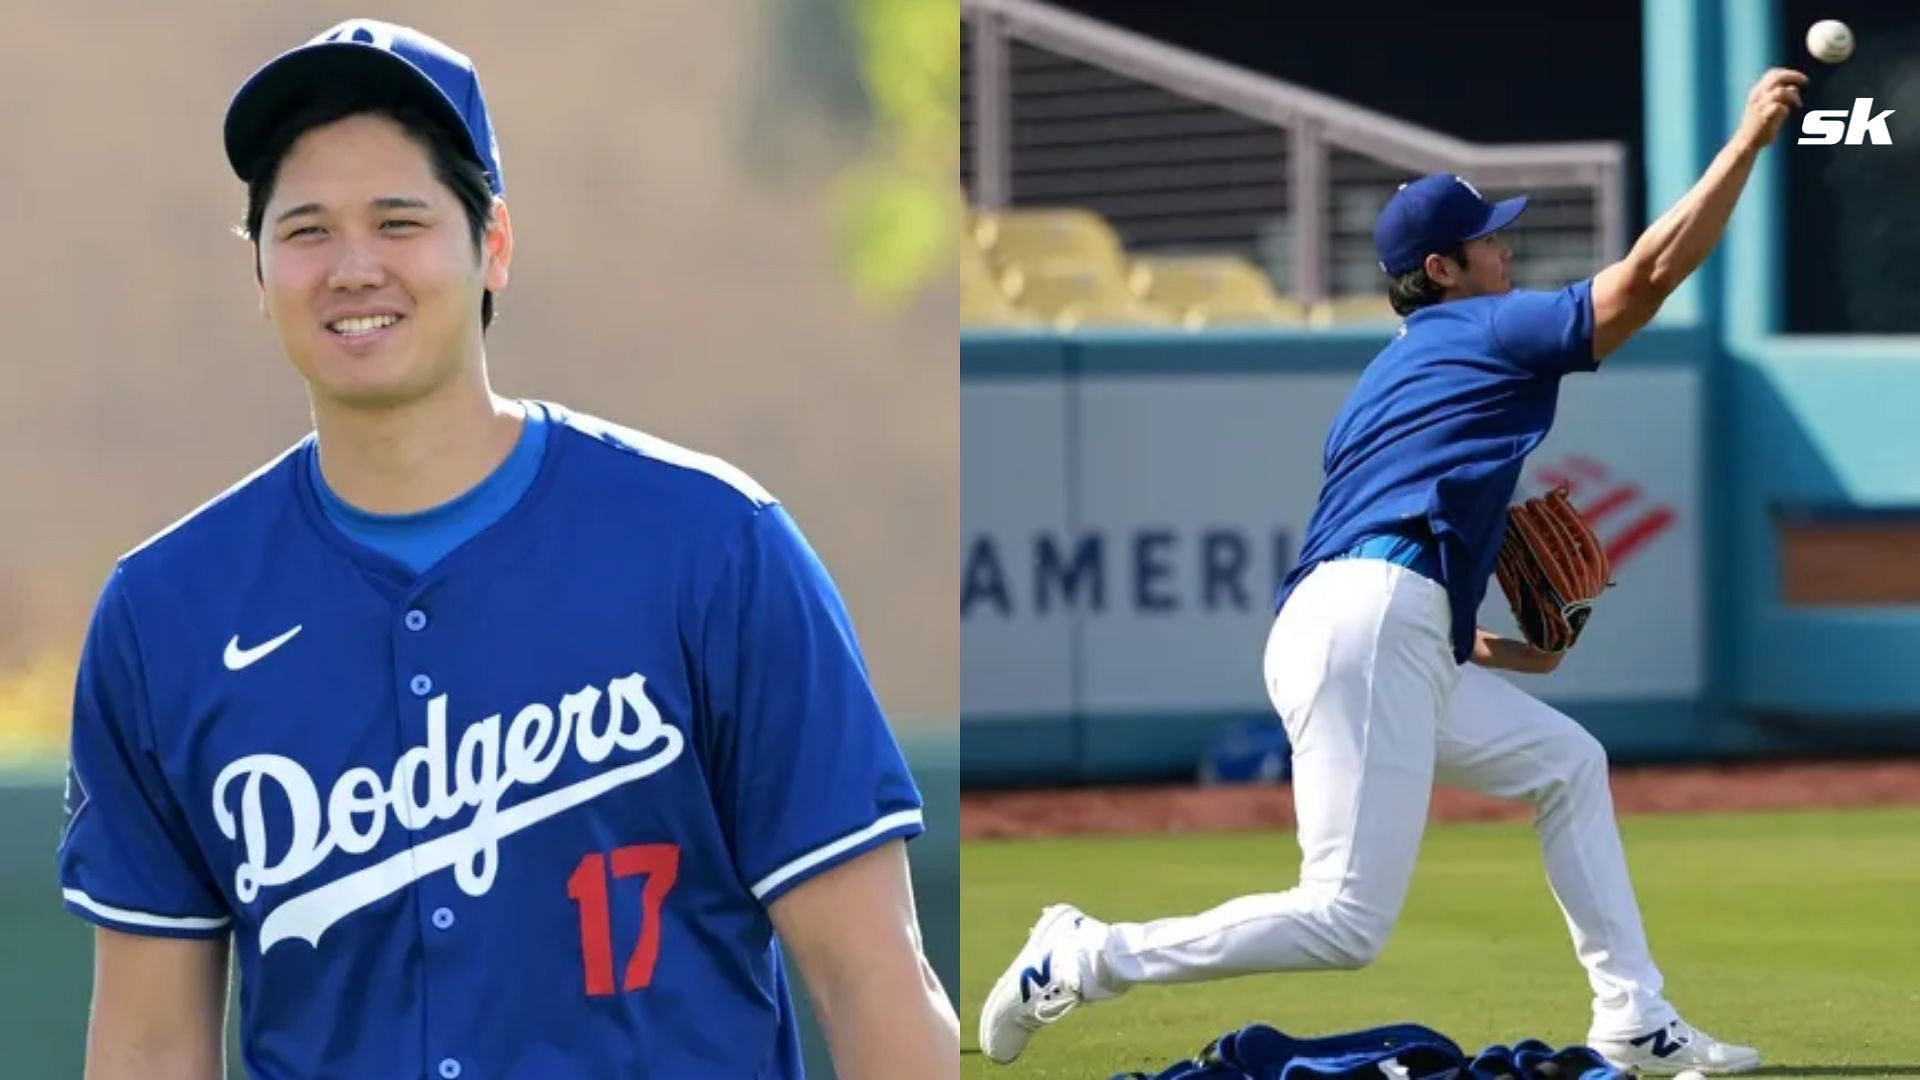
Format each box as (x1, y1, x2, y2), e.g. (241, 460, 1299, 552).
(961, 807, 1920, 1079)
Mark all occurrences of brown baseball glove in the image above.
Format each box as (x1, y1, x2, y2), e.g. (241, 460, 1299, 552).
(1494, 486, 1612, 654)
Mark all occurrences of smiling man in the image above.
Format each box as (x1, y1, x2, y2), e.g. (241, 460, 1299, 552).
(56, 19, 956, 1080)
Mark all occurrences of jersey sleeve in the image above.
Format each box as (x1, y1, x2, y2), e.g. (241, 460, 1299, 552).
(1489, 277, 1598, 377)
(57, 566, 233, 938)
(698, 505, 924, 908)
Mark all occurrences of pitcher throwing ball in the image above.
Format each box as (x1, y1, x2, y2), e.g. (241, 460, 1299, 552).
(981, 68, 1807, 1076)
(57, 18, 957, 1080)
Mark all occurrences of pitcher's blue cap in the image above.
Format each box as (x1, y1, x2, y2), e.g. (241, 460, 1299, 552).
(224, 19, 504, 195)
(1373, 174, 1525, 275)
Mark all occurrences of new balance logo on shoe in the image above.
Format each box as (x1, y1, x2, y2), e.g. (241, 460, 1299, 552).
(1018, 955, 1053, 1002)
(1595, 1020, 1757, 1074)
(1630, 1026, 1690, 1058)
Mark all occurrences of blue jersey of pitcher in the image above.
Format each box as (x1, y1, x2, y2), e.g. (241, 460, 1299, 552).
(57, 403, 923, 1079)
(1276, 280, 1599, 663)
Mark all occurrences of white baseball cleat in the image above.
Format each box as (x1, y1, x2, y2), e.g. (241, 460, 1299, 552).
(1590, 1020, 1761, 1075)
(977, 903, 1096, 1064)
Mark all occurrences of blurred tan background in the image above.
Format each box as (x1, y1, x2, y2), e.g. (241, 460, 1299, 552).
(0, 4, 959, 1073)
(0, 0, 959, 757)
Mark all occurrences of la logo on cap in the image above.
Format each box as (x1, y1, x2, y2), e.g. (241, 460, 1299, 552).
(320, 20, 397, 49)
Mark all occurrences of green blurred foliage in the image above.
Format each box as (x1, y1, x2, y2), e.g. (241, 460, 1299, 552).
(831, 0, 960, 308)
(746, 0, 959, 310)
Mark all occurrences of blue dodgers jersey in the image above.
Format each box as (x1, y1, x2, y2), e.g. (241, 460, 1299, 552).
(57, 403, 924, 1079)
(1276, 280, 1598, 664)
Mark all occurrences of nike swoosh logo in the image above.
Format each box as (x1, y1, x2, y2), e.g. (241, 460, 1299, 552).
(224, 626, 303, 671)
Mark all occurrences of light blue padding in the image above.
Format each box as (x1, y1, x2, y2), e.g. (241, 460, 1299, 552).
(1642, 0, 1705, 326)
(308, 401, 550, 574)
(1708, 0, 1920, 719)
(1721, 0, 1780, 345)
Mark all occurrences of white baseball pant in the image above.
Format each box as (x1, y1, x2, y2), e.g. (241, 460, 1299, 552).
(1073, 557, 1678, 1041)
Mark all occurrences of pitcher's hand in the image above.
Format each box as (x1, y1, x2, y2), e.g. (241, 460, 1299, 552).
(1736, 68, 1808, 150)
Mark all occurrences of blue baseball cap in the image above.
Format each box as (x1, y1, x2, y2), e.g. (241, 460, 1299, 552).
(1373, 174, 1526, 275)
(224, 19, 505, 195)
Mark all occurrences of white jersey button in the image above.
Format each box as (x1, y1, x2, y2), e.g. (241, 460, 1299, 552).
(438, 1059, 461, 1079)
(410, 674, 433, 696)
(431, 907, 454, 930)
(405, 609, 428, 631)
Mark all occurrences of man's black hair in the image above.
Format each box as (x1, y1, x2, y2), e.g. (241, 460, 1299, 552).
(1385, 244, 1470, 317)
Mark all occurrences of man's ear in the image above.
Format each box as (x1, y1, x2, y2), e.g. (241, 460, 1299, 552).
(482, 198, 512, 292)
(1422, 251, 1460, 287)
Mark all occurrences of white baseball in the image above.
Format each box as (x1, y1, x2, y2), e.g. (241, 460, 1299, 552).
(1806, 19, 1854, 64)
(1674, 1070, 1707, 1080)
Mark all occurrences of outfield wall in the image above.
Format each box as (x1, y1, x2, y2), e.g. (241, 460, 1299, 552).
(961, 0, 1920, 787)
(961, 326, 1920, 785)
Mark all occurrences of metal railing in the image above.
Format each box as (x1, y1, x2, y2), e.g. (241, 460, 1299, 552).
(962, 0, 1627, 306)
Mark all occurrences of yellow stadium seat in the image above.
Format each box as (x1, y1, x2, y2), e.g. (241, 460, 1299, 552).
(974, 209, 1126, 274)
(1181, 298, 1309, 329)
(1311, 294, 1401, 327)
(1054, 299, 1181, 331)
(959, 226, 1045, 327)
(959, 231, 996, 287)
(1129, 256, 1308, 328)
(1128, 255, 1275, 306)
(1003, 259, 1177, 328)
(962, 278, 1045, 328)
